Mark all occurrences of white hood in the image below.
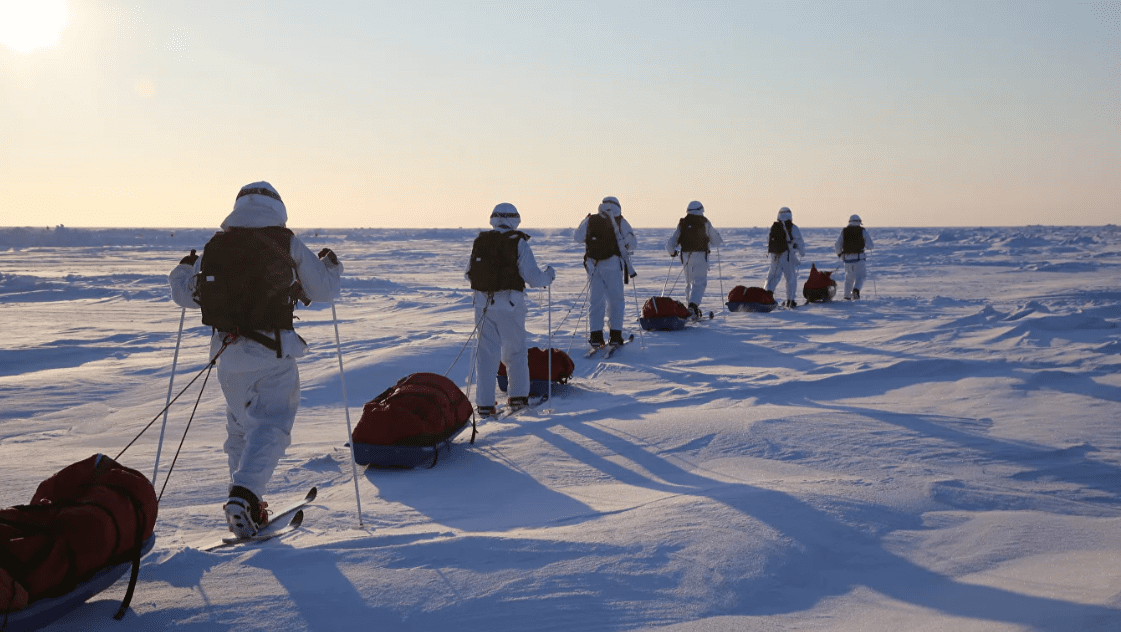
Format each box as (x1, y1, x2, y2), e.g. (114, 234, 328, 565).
(221, 181, 288, 229)
(598, 196, 622, 218)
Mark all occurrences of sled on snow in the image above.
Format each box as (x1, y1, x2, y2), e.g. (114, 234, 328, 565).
(639, 296, 690, 331)
(1, 535, 156, 632)
(350, 372, 476, 469)
(1, 454, 159, 630)
(726, 286, 778, 313)
(498, 347, 575, 398)
(802, 263, 837, 303)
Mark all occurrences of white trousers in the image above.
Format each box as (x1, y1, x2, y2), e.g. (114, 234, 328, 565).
(765, 253, 799, 301)
(216, 340, 300, 498)
(586, 256, 626, 332)
(681, 251, 709, 307)
(474, 291, 530, 407)
(843, 258, 867, 298)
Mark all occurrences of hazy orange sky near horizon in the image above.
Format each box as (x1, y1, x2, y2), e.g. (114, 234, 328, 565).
(2, 1, 1119, 229)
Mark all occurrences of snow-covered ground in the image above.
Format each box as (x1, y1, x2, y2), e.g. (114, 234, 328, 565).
(1, 224, 1120, 631)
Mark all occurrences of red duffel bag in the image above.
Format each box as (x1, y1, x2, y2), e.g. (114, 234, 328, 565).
(499, 347, 575, 384)
(728, 286, 776, 304)
(352, 372, 474, 447)
(0, 454, 157, 612)
(642, 296, 690, 318)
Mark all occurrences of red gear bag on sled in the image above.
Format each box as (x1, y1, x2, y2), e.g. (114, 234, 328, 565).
(0, 454, 157, 624)
(351, 372, 475, 469)
(726, 286, 778, 313)
(802, 263, 837, 302)
(640, 296, 690, 331)
(498, 347, 575, 397)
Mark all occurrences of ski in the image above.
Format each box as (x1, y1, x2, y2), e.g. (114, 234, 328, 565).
(201, 486, 317, 551)
(587, 334, 635, 359)
(584, 344, 609, 359)
(484, 395, 547, 420)
(601, 334, 635, 359)
(206, 510, 305, 550)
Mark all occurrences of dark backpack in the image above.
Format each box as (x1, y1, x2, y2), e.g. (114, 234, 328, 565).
(0, 454, 157, 613)
(767, 221, 792, 254)
(194, 227, 303, 353)
(585, 213, 623, 261)
(841, 225, 865, 254)
(642, 296, 691, 319)
(677, 215, 710, 253)
(467, 230, 527, 293)
(352, 373, 474, 452)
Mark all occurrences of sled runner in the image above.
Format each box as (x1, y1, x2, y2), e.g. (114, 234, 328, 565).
(497, 347, 575, 397)
(726, 286, 778, 313)
(0, 454, 158, 629)
(639, 296, 690, 331)
(0, 535, 155, 632)
(802, 263, 837, 303)
(351, 373, 476, 469)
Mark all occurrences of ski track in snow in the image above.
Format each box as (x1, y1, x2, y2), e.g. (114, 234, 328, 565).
(1, 225, 1120, 631)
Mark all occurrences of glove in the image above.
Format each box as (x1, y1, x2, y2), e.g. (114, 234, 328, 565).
(670, 250, 679, 258)
(317, 248, 338, 265)
(545, 266, 556, 282)
(179, 249, 198, 265)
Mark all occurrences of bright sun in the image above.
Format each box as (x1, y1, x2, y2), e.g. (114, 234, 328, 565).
(0, 0, 69, 54)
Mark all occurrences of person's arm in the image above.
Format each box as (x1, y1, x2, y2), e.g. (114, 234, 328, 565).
(517, 239, 554, 288)
(620, 218, 637, 253)
(291, 237, 342, 302)
(707, 224, 724, 248)
(168, 252, 201, 309)
(665, 228, 681, 255)
(573, 216, 589, 243)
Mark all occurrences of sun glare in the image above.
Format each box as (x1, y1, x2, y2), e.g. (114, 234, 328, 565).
(0, 0, 69, 54)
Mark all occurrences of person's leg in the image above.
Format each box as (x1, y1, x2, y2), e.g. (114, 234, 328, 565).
(497, 301, 530, 400)
(474, 308, 502, 409)
(606, 258, 626, 332)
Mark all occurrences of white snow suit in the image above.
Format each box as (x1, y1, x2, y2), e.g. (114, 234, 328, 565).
(835, 222, 874, 299)
(573, 201, 637, 333)
(468, 208, 555, 409)
(665, 204, 724, 309)
(168, 183, 342, 500)
(765, 209, 806, 303)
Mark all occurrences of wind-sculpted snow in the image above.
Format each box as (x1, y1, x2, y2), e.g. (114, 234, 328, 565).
(0, 225, 1119, 631)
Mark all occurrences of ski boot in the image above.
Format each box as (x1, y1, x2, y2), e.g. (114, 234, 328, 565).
(589, 330, 605, 347)
(477, 405, 497, 418)
(609, 329, 625, 347)
(852, 288, 860, 300)
(224, 485, 270, 538)
(688, 303, 702, 320)
(508, 396, 530, 413)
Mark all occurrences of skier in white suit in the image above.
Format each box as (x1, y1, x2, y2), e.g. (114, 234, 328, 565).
(764, 206, 806, 308)
(168, 181, 341, 537)
(466, 203, 555, 417)
(665, 200, 724, 318)
(573, 196, 637, 347)
(835, 214, 874, 300)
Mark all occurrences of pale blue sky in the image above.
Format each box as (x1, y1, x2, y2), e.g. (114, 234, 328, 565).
(1, 1, 1118, 228)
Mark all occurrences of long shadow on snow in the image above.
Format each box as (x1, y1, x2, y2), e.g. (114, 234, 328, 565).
(244, 535, 679, 630)
(367, 443, 595, 532)
(815, 403, 1121, 512)
(515, 416, 1120, 627)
